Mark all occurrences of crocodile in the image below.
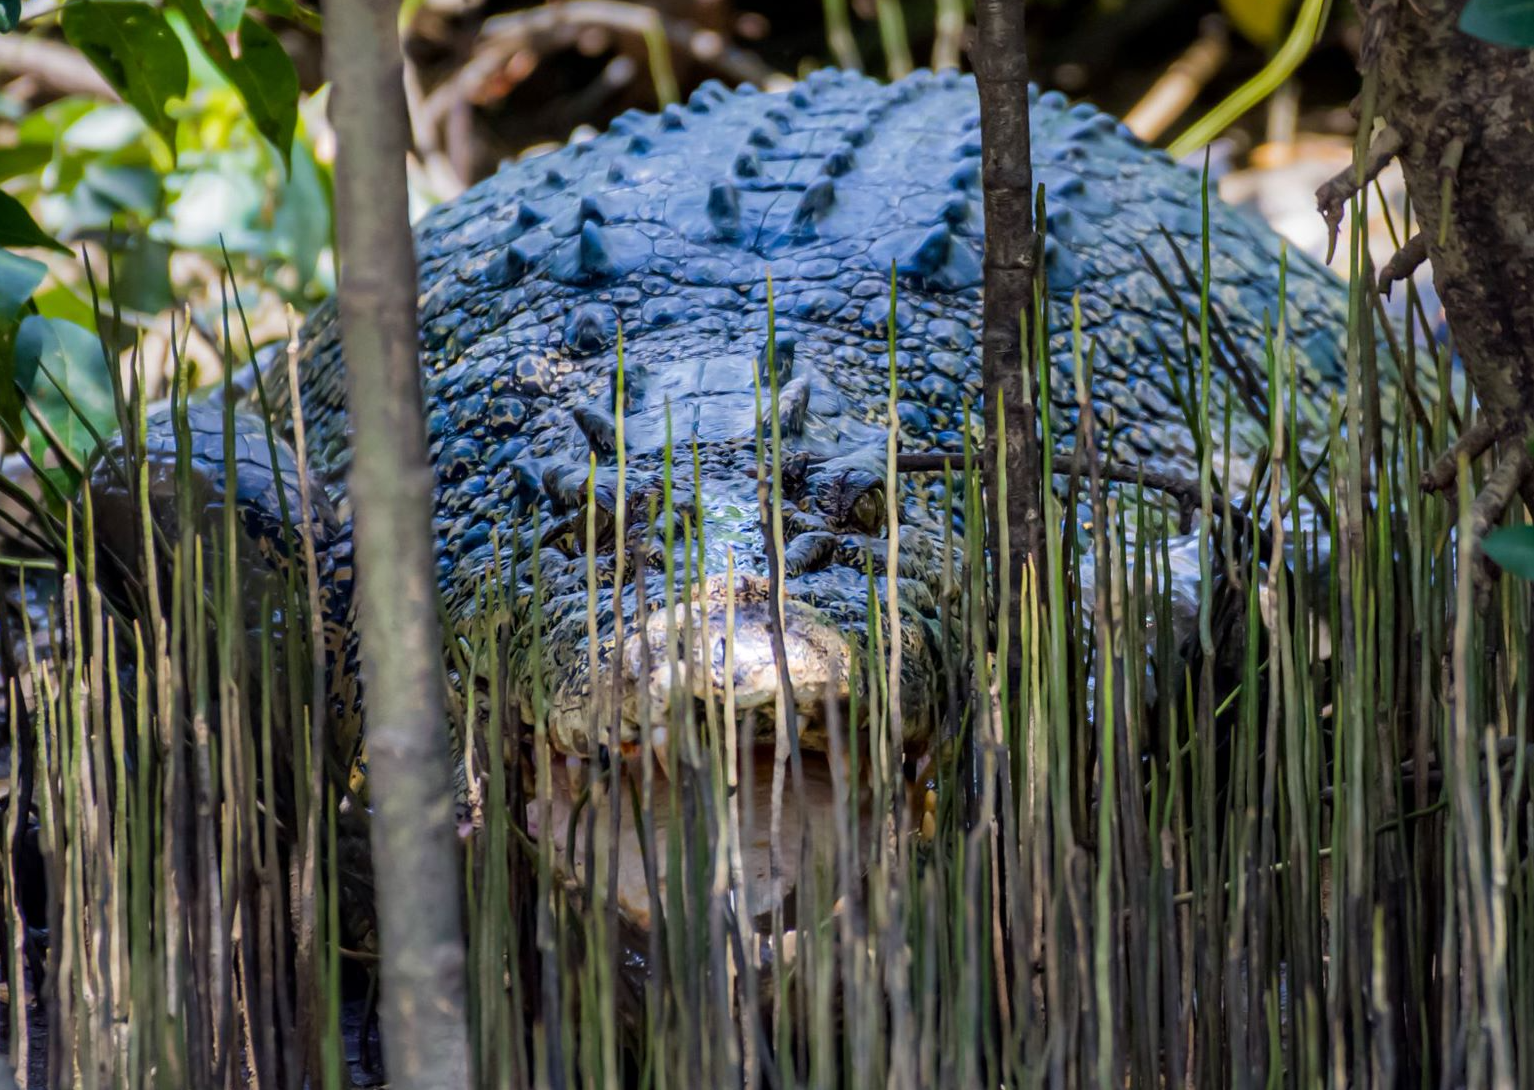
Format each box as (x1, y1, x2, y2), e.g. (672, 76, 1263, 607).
(91, 67, 1356, 808)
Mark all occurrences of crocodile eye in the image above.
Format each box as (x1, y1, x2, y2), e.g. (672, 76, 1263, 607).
(848, 486, 885, 533)
(809, 464, 886, 533)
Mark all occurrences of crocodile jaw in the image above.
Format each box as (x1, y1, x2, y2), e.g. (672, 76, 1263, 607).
(619, 573, 852, 743)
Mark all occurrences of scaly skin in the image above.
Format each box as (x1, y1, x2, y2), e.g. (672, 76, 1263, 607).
(103, 68, 1357, 766)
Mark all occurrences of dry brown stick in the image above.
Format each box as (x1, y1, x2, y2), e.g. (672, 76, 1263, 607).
(1379, 231, 1428, 296)
(1469, 444, 1532, 542)
(891, 449, 1206, 531)
(1122, 15, 1230, 143)
(1421, 418, 1500, 493)
(1317, 123, 1403, 258)
(0, 34, 115, 99)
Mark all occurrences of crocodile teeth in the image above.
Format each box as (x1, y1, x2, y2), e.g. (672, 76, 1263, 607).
(573, 404, 619, 458)
(608, 358, 639, 412)
(706, 181, 741, 240)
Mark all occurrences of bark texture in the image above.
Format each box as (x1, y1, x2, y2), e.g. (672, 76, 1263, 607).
(321, 2, 471, 1086)
(971, 0, 1043, 618)
(1342, 1, 1534, 467)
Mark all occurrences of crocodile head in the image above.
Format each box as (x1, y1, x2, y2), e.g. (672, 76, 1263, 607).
(478, 328, 958, 760)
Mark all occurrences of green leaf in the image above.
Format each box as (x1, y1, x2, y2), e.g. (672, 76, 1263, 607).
(110, 233, 174, 314)
(0, 306, 20, 442)
(13, 315, 115, 461)
(0, 250, 46, 319)
(0, 190, 69, 253)
(1460, 0, 1534, 46)
(0, 0, 20, 33)
(275, 137, 329, 286)
(249, 0, 320, 32)
(31, 281, 97, 328)
(15, 96, 96, 146)
(0, 143, 51, 181)
(204, 0, 246, 34)
(61, 1, 189, 153)
(1482, 524, 1534, 580)
(1221, 0, 1298, 48)
(82, 163, 162, 214)
(60, 103, 147, 153)
(173, 1, 299, 166)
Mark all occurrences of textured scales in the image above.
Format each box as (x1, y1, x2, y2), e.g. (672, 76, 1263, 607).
(248, 68, 1353, 754)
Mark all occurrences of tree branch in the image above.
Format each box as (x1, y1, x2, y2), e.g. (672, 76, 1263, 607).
(321, 1, 470, 1085)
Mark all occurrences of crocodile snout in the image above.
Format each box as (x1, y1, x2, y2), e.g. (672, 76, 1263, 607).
(619, 571, 852, 743)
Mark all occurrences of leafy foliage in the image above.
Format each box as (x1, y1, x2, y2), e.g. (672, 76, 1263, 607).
(0, 251, 46, 318)
(1459, 0, 1534, 47)
(173, 0, 300, 165)
(203, 0, 246, 34)
(1482, 524, 1534, 580)
(0, 190, 70, 253)
(58, 0, 303, 170)
(0, 0, 331, 465)
(250, 0, 321, 33)
(60, 1, 189, 153)
(13, 314, 114, 461)
(0, 251, 45, 442)
(1220, 0, 1299, 48)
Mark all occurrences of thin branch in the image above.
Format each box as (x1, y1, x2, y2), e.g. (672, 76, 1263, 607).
(322, 0, 471, 1084)
(0, 33, 116, 99)
(1316, 123, 1402, 259)
(1421, 418, 1500, 494)
(1378, 231, 1428, 296)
